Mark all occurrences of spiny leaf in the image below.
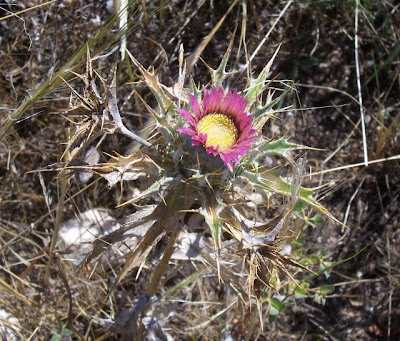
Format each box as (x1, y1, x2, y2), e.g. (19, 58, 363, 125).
(147, 226, 181, 296)
(77, 205, 158, 270)
(104, 66, 151, 147)
(211, 25, 237, 87)
(199, 193, 225, 255)
(112, 186, 190, 289)
(198, 190, 227, 283)
(252, 92, 284, 121)
(117, 175, 174, 207)
(240, 170, 343, 226)
(125, 49, 175, 115)
(134, 89, 174, 142)
(93, 152, 160, 188)
(245, 45, 280, 107)
(0, 8, 141, 141)
(248, 137, 310, 162)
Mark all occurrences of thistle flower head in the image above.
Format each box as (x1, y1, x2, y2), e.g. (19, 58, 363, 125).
(177, 86, 259, 172)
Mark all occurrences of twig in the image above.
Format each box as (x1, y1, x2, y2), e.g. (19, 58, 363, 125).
(0, 0, 58, 22)
(310, 154, 400, 176)
(58, 262, 86, 341)
(186, 0, 239, 68)
(248, 0, 293, 65)
(355, 0, 368, 165)
(44, 167, 67, 283)
(343, 177, 365, 227)
(386, 228, 393, 340)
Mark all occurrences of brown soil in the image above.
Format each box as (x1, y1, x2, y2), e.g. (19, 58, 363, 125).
(0, 1, 399, 340)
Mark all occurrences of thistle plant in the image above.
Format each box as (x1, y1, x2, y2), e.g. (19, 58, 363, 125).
(177, 86, 258, 172)
(66, 44, 340, 338)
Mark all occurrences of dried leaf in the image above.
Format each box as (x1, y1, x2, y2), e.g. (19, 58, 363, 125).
(94, 152, 160, 188)
(77, 205, 158, 270)
(112, 185, 190, 287)
(104, 66, 151, 146)
(125, 49, 174, 115)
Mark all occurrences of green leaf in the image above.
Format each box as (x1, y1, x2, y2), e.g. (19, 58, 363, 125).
(211, 26, 236, 88)
(303, 247, 367, 283)
(239, 170, 343, 226)
(310, 213, 325, 227)
(294, 286, 308, 298)
(314, 293, 326, 305)
(134, 89, 175, 141)
(257, 137, 306, 157)
(199, 193, 225, 254)
(321, 262, 331, 278)
(269, 297, 286, 315)
(51, 324, 73, 341)
(245, 46, 280, 107)
(252, 95, 283, 121)
(371, 40, 400, 81)
(318, 285, 335, 295)
(165, 267, 208, 298)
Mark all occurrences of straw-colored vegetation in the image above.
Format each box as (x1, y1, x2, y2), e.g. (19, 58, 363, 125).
(1, 1, 399, 340)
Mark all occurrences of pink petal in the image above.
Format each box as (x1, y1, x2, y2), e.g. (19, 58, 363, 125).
(230, 147, 249, 156)
(226, 162, 234, 172)
(234, 139, 253, 149)
(177, 109, 196, 127)
(190, 95, 202, 121)
(238, 125, 256, 140)
(219, 153, 234, 172)
(236, 114, 254, 131)
(198, 132, 207, 144)
(202, 86, 224, 114)
(191, 140, 203, 147)
(220, 91, 247, 119)
(222, 151, 240, 163)
(206, 145, 219, 156)
(176, 86, 259, 173)
(236, 133, 258, 145)
(177, 127, 197, 136)
(192, 133, 207, 145)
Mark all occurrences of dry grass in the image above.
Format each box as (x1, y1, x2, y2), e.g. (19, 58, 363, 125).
(1, 0, 399, 340)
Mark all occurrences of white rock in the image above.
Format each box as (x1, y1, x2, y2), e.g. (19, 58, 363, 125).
(0, 309, 20, 341)
(79, 146, 100, 184)
(59, 208, 120, 247)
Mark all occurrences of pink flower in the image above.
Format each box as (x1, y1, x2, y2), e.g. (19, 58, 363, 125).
(177, 86, 259, 172)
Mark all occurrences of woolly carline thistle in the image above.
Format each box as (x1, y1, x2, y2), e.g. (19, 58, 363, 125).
(177, 86, 259, 172)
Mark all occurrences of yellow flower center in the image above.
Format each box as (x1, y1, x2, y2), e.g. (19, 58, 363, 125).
(197, 113, 238, 152)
